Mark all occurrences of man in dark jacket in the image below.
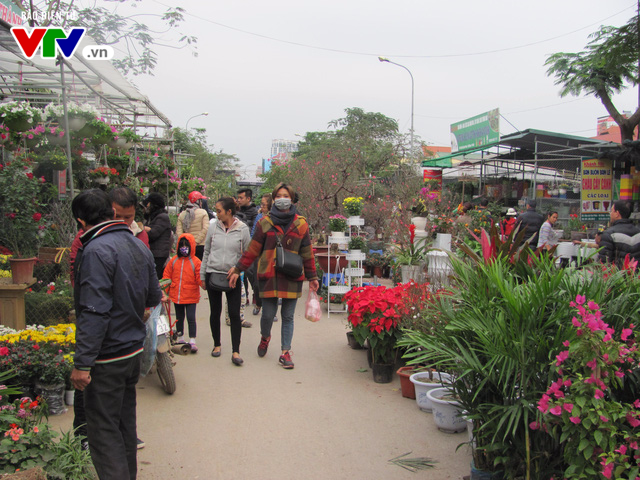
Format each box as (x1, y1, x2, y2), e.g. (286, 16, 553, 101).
(70, 189, 162, 480)
(237, 188, 259, 305)
(515, 200, 544, 246)
(142, 193, 173, 278)
(599, 200, 640, 266)
(237, 188, 259, 229)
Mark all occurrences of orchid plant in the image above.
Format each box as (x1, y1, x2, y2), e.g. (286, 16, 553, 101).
(533, 295, 640, 479)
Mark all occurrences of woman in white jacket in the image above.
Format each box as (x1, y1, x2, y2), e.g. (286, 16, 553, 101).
(201, 197, 251, 365)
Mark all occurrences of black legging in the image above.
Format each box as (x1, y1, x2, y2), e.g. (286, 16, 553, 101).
(154, 256, 166, 279)
(175, 303, 197, 338)
(206, 273, 243, 353)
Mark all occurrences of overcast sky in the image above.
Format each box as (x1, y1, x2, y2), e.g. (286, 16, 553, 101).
(127, 0, 637, 176)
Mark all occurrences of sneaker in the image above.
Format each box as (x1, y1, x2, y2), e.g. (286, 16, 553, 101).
(257, 336, 271, 357)
(273, 316, 278, 322)
(242, 320, 252, 328)
(279, 351, 294, 369)
(225, 318, 231, 326)
(252, 306, 261, 316)
(189, 342, 198, 353)
(137, 438, 145, 450)
(80, 439, 89, 451)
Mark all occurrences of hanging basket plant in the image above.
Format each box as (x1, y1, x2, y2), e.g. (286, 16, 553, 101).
(0, 101, 42, 132)
(89, 118, 116, 146)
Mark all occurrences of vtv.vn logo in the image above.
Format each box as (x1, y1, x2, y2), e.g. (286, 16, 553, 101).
(10, 27, 114, 60)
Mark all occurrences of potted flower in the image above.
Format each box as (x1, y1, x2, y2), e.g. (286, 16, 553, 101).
(45, 151, 69, 170)
(89, 166, 119, 185)
(348, 235, 366, 254)
(46, 125, 68, 146)
(342, 196, 364, 217)
(344, 284, 411, 383)
(88, 118, 115, 145)
(533, 296, 640, 479)
(44, 102, 98, 131)
(0, 156, 47, 281)
(111, 127, 141, 149)
(365, 252, 386, 277)
(20, 125, 45, 149)
(0, 101, 42, 132)
(557, 182, 570, 196)
(328, 214, 347, 235)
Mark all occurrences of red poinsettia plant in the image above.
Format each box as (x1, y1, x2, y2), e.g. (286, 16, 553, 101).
(344, 283, 411, 364)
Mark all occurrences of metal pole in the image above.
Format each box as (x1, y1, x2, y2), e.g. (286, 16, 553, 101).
(59, 56, 74, 197)
(378, 57, 414, 159)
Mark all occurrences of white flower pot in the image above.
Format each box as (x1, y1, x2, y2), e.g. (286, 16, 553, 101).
(67, 116, 87, 131)
(410, 371, 451, 412)
(427, 387, 466, 433)
(65, 389, 75, 406)
(411, 217, 427, 231)
(401, 265, 422, 284)
(330, 231, 345, 238)
(434, 233, 452, 251)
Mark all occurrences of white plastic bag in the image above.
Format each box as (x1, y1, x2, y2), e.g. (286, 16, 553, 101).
(305, 290, 321, 322)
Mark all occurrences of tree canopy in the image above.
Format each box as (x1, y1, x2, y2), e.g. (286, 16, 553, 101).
(545, 15, 640, 142)
(260, 107, 425, 234)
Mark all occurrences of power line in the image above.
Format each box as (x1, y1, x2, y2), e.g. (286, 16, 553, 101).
(152, 1, 634, 59)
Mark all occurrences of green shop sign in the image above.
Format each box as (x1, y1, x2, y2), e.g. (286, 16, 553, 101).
(450, 108, 500, 152)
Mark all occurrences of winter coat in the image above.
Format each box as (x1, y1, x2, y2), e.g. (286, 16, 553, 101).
(599, 219, 640, 266)
(163, 234, 202, 305)
(176, 206, 209, 246)
(515, 208, 544, 245)
(200, 218, 251, 282)
(145, 208, 172, 258)
(501, 217, 517, 237)
(235, 214, 318, 299)
(238, 203, 259, 229)
(73, 220, 162, 369)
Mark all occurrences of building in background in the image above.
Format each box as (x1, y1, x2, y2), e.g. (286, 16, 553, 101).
(593, 113, 638, 143)
(263, 139, 299, 173)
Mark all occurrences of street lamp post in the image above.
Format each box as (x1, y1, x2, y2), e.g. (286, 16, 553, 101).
(378, 57, 414, 159)
(186, 111, 209, 130)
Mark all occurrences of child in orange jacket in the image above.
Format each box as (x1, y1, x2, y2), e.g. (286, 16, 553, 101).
(162, 233, 203, 352)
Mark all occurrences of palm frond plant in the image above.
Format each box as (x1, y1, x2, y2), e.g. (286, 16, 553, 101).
(398, 245, 577, 478)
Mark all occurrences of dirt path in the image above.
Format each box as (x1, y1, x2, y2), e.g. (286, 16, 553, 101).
(49, 284, 471, 479)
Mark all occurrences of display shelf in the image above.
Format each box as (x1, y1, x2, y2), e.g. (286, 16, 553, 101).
(347, 216, 365, 226)
(328, 285, 351, 295)
(346, 252, 366, 261)
(344, 267, 365, 277)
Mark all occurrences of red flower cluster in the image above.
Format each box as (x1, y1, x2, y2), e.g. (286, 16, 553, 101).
(344, 284, 410, 333)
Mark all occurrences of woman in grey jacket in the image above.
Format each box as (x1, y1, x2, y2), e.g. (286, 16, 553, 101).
(201, 197, 251, 365)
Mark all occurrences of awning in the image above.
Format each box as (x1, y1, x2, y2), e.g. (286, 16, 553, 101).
(0, 18, 172, 132)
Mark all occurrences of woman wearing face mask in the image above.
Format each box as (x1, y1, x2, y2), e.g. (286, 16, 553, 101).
(230, 183, 319, 370)
(201, 197, 251, 365)
(162, 233, 203, 352)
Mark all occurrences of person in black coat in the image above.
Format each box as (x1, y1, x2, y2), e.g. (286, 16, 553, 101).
(599, 200, 640, 266)
(143, 193, 173, 278)
(515, 199, 544, 246)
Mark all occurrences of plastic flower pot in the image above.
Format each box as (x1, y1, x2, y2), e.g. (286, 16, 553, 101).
(397, 366, 421, 399)
(427, 387, 466, 433)
(410, 371, 451, 412)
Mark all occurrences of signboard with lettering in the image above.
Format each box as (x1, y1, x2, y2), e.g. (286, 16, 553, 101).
(581, 158, 612, 221)
(450, 108, 500, 152)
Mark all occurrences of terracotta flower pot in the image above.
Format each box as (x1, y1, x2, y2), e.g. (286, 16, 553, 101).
(316, 253, 348, 273)
(9, 257, 37, 284)
(397, 366, 420, 399)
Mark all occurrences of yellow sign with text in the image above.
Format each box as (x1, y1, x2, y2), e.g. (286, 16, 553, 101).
(581, 158, 612, 221)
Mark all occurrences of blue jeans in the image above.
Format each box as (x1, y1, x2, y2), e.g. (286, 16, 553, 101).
(260, 297, 297, 351)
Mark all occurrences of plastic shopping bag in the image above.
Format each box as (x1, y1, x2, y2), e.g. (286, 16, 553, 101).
(140, 304, 161, 376)
(305, 290, 321, 322)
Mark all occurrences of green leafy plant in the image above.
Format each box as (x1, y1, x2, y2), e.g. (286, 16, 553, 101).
(348, 235, 366, 251)
(45, 428, 95, 480)
(365, 251, 386, 269)
(394, 224, 427, 266)
(0, 156, 49, 257)
(116, 127, 141, 143)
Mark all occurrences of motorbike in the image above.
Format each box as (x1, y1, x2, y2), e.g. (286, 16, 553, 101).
(141, 296, 176, 395)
